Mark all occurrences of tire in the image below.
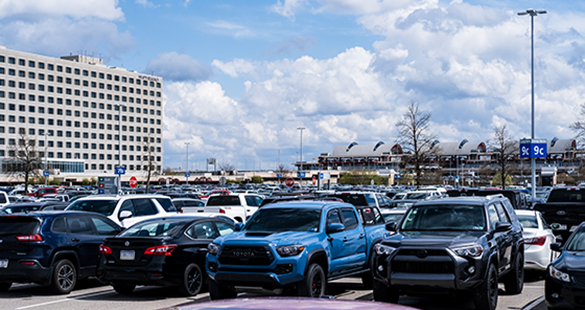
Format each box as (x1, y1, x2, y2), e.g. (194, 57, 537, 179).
(178, 263, 203, 296)
(0, 282, 11, 292)
(473, 264, 498, 310)
(296, 263, 326, 298)
(112, 283, 136, 295)
(208, 279, 237, 300)
(50, 259, 77, 294)
(372, 280, 399, 303)
(503, 252, 524, 295)
(361, 272, 373, 290)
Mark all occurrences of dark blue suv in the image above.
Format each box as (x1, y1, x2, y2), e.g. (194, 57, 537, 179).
(0, 211, 122, 294)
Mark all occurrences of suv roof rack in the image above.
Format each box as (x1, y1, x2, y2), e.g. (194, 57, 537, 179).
(486, 194, 505, 200)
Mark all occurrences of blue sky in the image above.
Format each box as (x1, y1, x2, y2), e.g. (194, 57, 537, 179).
(1, 0, 585, 172)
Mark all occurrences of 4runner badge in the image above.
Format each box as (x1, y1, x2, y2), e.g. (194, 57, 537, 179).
(125, 241, 130, 246)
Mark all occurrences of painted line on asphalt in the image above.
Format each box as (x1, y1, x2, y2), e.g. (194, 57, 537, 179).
(522, 296, 545, 310)
(15, 290, 114, 310)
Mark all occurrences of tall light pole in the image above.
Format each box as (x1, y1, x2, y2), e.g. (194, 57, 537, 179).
(44, 132, 51, 186)
(185, 142, 190, 185)
(298, 127, 305, 188)
(518, 8, 546, 205)
(115, 103, 126, 194)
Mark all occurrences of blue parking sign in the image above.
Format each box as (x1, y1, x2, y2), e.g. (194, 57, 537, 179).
(115, 166, 126, 175)
(520, 139, 547, 159)
(297, 172, 306, 178)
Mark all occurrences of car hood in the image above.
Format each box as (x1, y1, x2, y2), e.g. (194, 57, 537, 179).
(557, 251, 585, 270)
(217, 230, 318, 246)
(383, 230, 485, 248)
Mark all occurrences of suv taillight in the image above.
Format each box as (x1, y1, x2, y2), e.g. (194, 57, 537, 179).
(99, 244, 112, 255)
(144, 244, 177, 256)
(16, 234, 43, 241)
(219, 208, 226, 214)
(525, 236, 546, 246)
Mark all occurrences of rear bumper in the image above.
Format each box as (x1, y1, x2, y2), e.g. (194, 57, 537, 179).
(0, 259, 52, 285)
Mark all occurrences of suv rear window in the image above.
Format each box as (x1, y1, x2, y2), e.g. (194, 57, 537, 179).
(67, 199, 118, 216)
(207, 196, 240, 206)
(0, 217, 41, 235)
(329, 194, 368, 206)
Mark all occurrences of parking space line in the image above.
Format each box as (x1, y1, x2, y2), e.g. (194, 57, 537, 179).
(15, 290, 114, 310)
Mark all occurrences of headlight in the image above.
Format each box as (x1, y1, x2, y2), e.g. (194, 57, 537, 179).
(451, 244, 483, 258)
(276, 245, 305, 257)
(374, 243, 396, 256)
(208, 243, 220, 255)
(549, 266, 571, 283)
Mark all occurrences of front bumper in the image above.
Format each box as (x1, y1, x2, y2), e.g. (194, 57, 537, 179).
(545, 275, 585, 309)
(0, 259, 52, 286)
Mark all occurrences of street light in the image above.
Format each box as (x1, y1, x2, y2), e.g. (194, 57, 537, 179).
(185, 142, 190, 184)
(114, 103, 126, 194)
(518, 8, 546, 205)
(44, 131, 51, 186)
(298, 127, 305, 188)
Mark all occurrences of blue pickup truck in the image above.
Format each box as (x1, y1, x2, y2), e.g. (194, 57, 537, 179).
(206, 200, 388, 299)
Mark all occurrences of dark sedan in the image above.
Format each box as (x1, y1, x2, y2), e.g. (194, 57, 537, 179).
(546, 222, 585, 309)
(97, 216, 234, 296)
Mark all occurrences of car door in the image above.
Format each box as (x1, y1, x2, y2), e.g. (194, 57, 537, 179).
(488, 203, 513, 273)
(325, 208, 347, 273)
(183, 221, 220, 268)
(65, 215, 104, 277)
(119, 198, 158, 227)
(339, 207, 367, 269)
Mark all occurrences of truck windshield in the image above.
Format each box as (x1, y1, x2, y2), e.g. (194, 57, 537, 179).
(67, 199, 118, 216)
(546, 190, 585, 203)
(245, 208, 321, 232)
(401, 205, 486, 231)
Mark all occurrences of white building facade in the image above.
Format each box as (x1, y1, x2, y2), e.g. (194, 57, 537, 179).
(0, 46, 163, 182)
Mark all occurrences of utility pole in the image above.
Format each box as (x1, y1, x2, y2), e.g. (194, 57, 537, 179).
(298, 127, 305, 188)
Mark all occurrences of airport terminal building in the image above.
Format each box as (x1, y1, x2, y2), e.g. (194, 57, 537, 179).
(0, 46, 163, 183)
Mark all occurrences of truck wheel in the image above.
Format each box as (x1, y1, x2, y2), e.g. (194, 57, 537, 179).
(113, 283, 135, 295)
(50, 259, 77, 294)
(208, 279, 237, 300)
(297, 263, 326, 297)
(0, 282, 11, 292)
(503, 252, 524, 294)
(373, 281, 398, 303)
(361, 272, 373, 289)
(178, 263, 203, 296)
(473, 263, 498, 310)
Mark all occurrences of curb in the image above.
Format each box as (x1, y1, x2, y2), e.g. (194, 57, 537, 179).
(522, 296, 545, 310)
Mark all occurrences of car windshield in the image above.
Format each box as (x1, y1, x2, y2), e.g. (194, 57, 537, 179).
(404, 192, 430, 200)
(119, 220, 186, 237)
(67, 199, 118, 216)
(245, 208, 321, 232)
(566, 227, 585, 251)
(517, 214, 538, 229)
(401, 204, 486, 231)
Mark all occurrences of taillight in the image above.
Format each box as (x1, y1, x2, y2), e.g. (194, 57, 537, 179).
(219, 208, 225, 214)
(16, 234, 43, 241)
(99, 244, 112, 255)
(144, 244, 177, 256)
(525, 236, 546, 246)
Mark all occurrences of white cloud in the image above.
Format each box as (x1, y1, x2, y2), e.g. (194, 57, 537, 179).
(207, 20, 254, 37)
(212, 59, 256, 78)
(0, 0, 124, 20)
(135, 0, 155, 8)
(145, 52, 212, 82)
(271, 0, 308, 20)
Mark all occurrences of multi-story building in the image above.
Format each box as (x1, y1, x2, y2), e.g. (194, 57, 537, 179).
(0, 46, 163, 183)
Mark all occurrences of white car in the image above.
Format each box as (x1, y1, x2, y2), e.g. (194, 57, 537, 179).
(516, 209, 557, 271)
(66, 194, 179, 227)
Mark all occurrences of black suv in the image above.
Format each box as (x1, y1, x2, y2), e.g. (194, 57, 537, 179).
(0, 211, 122, 294)
(371, 195, 524, 310)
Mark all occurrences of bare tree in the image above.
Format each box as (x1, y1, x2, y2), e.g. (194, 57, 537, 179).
(8, 133, 42, 193)
(219, 162, 237, 174)
(395, 101, 438, 187)
(570, 103, 585, 147)
(142, 137, 156, 194)
(489, 124, 516, 189)
(276, 164, 291, 178)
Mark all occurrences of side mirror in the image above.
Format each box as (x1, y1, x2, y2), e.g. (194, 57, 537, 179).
(550, 223, 561, 230)
(119, 210, 133, 220)
(550, 242, 562, 252)
(385, 222, 397, 231)
(327, 223, 345, 234)
(495, 222, 512, 232)
(234, 222, 244, 231)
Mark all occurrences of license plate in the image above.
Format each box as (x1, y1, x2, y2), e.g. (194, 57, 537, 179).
(0, 259, 7, 268)
(120, 250, 135, 261)
(570, 225, 579, 232)
(557, 224, 568, 231)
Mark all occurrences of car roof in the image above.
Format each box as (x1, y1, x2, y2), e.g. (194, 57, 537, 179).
(413, 196, 504, 206)
(260, 200, 350, 210)
(74, 194, 170, 201)
(0, 210, 106, 218)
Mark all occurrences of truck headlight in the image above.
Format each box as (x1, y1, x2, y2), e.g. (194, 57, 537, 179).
(549, 266, 571, 283)
(451, 244, 483, 258)
(276, 245, 305, 257)
(208, 243, 220, 255)
(374, 244, 396, 256)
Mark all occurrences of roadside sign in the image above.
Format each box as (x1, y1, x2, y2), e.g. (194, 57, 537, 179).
(43, 171, 50, 177)
(285, 178, 295, 187)
(520, 138, 547, 159)
(297, 172, 305, 178)
(319, 172, 330, 180)
(185, 172, 191, 177)
(312, 176, 316, 186)
(129, 176, 137, 188)
(394, 174, 401, 179)
(98, 177, 117, 194)
(219, 176, 227, 186)
(277, 174, 282, 178)
(115, 166, 126, 175)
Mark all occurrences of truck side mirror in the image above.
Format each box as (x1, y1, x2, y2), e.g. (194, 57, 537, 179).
(234, 222, 244, 231)
(385, 222, 397, 231)
(495, 222, 512, 232)
(326, 223, 345, 234)
(550, 242, 562, 252)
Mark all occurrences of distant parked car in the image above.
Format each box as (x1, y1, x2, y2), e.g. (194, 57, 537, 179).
(172, 198, 205, 213)
(516, 210, 556, 271)
(380, 208, 407, 224)
(0, 211, 122, 293)
(27, 187, 58, 198)
(97, 216, 234, 296)
(0, 201, 69, 214)
(0, 191, 8, 208)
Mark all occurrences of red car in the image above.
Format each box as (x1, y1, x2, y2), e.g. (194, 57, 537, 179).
(199, 190, 230, 199)
(27, 187, 58, 198)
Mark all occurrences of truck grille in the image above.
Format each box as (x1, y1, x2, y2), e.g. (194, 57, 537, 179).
(218, 246, 274, 266)
(392, 261, 454, 274)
